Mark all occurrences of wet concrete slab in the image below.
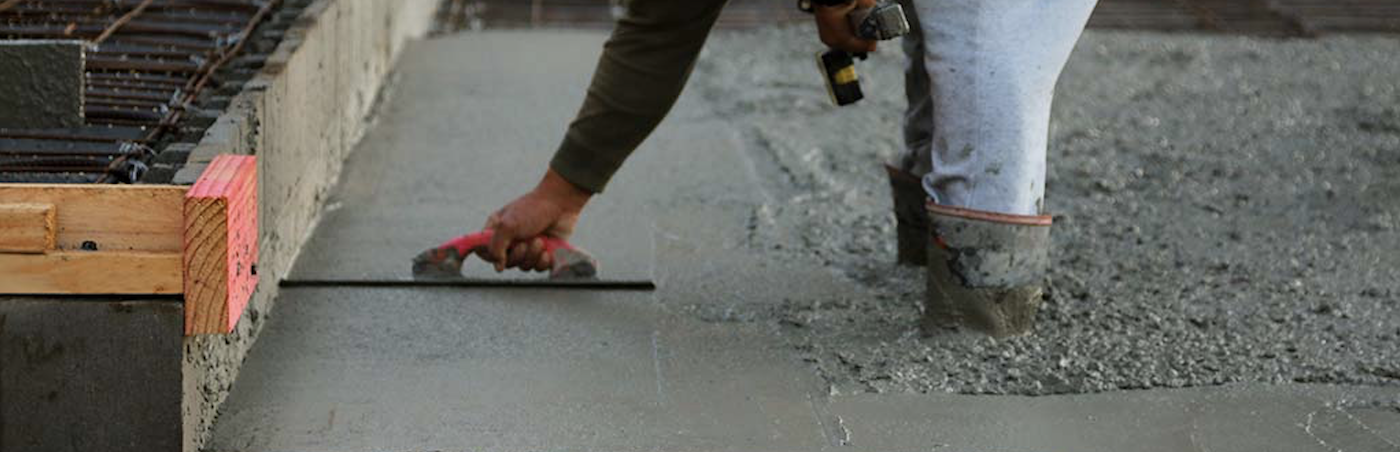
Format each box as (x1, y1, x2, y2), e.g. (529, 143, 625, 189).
(211, 285, 1400, 451)
(208, 287, 833, 452)
(828, 385, 1400, 452)
(215, 29, 1400, 452)
(287, 31, 654, 285)
(1353, 408, 1400, 445)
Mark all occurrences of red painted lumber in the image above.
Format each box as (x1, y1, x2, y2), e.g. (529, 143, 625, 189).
(183, 154, 258, 335)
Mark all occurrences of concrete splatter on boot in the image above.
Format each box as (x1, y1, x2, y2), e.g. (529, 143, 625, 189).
(922, 201, 1051, 337)
(885, 164, 928, 266)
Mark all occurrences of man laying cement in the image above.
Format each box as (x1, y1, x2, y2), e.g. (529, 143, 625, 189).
(476, 0, 1098, 337)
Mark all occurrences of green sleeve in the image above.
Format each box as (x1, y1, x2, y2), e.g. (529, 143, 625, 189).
(549, 0, 728, 193)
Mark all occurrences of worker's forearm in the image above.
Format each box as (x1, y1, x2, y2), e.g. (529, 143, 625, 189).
(549, 0, 727, 193)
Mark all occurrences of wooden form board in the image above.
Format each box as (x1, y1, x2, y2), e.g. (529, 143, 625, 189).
(0, 184, 186, 294)
(0, 155, 259, 336)
(0, 203, 56, 253)
(183, 155, 259, 335)
(0, 184, 185, 252)
(0, 252, 183, 294)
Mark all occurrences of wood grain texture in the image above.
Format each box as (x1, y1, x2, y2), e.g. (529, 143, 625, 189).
(0, 184, 185, 294)
(0, 203, 56, 253)
(184, 155, 259, 335)
(0, 184, 185, 252)
(0, 251, 182, 294)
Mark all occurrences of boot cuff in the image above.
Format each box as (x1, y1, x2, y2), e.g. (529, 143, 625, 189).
(926, 201, 1051, 288)
(925, 200, 1052, 226)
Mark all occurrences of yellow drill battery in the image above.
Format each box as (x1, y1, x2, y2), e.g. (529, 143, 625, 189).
(817, 49, 864, 106)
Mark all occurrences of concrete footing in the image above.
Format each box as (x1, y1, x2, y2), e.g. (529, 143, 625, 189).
(0, 0, 438, 451)
(0, 40, 85, 128)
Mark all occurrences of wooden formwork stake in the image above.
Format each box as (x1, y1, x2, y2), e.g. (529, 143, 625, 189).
(183, 155, 259, 335)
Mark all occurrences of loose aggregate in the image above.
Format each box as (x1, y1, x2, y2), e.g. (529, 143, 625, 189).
(686, 26, 1400, 397)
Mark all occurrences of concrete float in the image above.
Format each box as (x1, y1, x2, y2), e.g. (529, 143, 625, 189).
(0, 0, 438, 450)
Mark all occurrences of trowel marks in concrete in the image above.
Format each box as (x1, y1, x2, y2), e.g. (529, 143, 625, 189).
(683, 27, 1400, 397)
(0, 40, 84, 128)
(286, 32, 655, 286)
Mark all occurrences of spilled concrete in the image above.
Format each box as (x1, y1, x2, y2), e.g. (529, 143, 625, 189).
(687, 26, 1400, 397)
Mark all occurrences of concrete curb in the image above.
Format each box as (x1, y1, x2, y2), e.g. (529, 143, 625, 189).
(178, 1, 438, 450)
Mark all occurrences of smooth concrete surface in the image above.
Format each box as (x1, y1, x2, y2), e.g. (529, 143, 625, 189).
(215, 285, 1400, 452)
(286, 32, 654, 284)
(1354, 408, 1400, 445)
(829, 385, 1400, 451)
(1, 298, 183, 452)
(209, 288, 833, 452)
(212, 31, 843, 452)
(179, 0, 439, 450)
(0, 40, 84, 129)
(210, 30, 1400, 451)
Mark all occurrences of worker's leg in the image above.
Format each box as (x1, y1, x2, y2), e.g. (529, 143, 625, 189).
(912, 0, 1097, 336)
(897, 0, 934, 177)
(916, 0, 1096, 216)
(887, 0, 934, 266)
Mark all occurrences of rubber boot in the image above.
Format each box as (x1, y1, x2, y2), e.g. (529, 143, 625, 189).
(885, 164, 928, 266)
(923, 201, 1052, 337)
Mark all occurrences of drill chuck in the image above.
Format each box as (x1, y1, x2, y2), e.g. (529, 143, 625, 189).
(850, 3, 911, 41)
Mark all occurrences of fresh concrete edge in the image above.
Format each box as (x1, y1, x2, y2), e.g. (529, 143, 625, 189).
(178, 1, 439, 451)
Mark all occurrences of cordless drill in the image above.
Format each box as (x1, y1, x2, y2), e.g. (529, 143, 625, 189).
(799, 0, 911, 106)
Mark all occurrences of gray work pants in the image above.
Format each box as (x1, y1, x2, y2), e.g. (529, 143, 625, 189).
(897, 0, 1098, 216)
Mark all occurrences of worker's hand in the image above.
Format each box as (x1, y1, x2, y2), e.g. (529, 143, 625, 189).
(815, 0, 878, 54)
(480, 169, 591, 272)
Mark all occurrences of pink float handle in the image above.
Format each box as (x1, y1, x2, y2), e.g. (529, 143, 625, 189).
(439, 230, 577, 258)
